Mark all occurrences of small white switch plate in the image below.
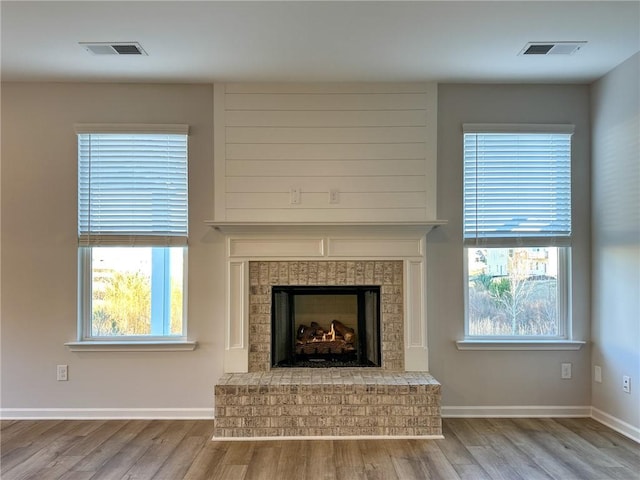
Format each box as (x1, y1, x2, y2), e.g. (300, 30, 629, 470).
(594, 365, 602, 383)
(57, 364, 68, 381)
(561, 362, 572, 379)
(329, 189, 340, 204)
(623, 375, 631, 393)
(290, 188, 301, 205)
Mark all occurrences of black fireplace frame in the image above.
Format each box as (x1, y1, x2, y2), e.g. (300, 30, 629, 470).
(271, 285, 381, 368)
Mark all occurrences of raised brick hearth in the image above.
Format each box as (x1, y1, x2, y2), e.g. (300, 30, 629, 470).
(214, 369, 442, 439)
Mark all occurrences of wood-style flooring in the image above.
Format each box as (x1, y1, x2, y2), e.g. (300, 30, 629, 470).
(1, 417, 638, 479)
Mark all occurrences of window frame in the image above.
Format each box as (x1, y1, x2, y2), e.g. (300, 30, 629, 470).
(77, 246, 189, 343)
(71, 124, 193, 349)
(461, 124, 577, 345)
(463, 245, 571, 341)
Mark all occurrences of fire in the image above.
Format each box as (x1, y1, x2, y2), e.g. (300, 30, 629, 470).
(321, 323, 336, 341)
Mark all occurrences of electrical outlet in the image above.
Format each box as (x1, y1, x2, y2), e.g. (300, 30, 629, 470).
(561, 362, 572, 379)
(290, 187, 301, 205)
(57, 364, 68, 381)
(329, 189, 340, 204)
(623, 376, 631, 393)
(594, 365, 602, 383)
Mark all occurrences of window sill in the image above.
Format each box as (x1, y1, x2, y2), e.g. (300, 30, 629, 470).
(65, 341, 197, 352)
(455, 340, 586, 351)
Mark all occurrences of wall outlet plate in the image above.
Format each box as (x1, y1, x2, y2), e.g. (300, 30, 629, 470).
(561, 362, 572, 379)
(594, 365, 602, 383)
(623, 375, 631, 393)
(57, 364, 68, 381)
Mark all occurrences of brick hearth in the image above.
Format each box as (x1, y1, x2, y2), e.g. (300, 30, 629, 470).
(213, 369, 441, 439)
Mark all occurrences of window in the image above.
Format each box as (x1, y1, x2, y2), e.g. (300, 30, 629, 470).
(77, 125, 189, 341)
(463, 124, 573, 339)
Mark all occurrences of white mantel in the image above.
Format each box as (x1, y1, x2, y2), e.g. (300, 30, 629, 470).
(209, 221, 446, 373)
(207, 221, 445, 235)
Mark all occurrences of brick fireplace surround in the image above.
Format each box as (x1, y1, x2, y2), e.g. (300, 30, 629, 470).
(211, 226, 443, 440)
(249, 260, 404, 372)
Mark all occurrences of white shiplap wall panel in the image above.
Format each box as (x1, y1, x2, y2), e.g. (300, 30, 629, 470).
(226, 192, 427, 209)
(226, 126, 427, 144)
(226, 110, 428, 128)
(213, 83, 437, 223)
(225, 208, 427, 223)
(226, 142, 427, 160)
(226, 176, 426, 193)
(224, 93, 428, 111)
(226, 160, 426, 177)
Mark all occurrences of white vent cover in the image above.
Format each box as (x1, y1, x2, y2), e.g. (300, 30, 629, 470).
(80, 42, 148, 56)
(519, 42, 586, 56)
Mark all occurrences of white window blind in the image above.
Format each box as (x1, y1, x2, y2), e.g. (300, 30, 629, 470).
(463, 125, 573, 247)
(77, 125, 189, 246)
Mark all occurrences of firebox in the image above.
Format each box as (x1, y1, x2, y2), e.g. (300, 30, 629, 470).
(271, 286, 381, 368)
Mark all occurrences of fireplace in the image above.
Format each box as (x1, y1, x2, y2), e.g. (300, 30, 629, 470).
(271, 285, 381, 368)
(248, 260, 404, 372)
(211, 225, 443, 439)
(209, 223, 441, 373)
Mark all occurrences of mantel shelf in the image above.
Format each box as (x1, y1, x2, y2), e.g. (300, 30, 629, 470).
(205, 220, 448, 236)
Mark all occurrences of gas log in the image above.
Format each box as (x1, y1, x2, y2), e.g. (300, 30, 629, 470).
(297, 322, 324, 342)
(295, 319, 356, 355)
(331, 320, 355, 343)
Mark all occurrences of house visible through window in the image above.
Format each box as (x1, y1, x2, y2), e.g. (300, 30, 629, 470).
(463, 125, 573, 338)
(77, 125, 189, 340)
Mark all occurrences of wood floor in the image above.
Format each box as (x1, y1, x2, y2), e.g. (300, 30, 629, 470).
(1, 417, 638, 480)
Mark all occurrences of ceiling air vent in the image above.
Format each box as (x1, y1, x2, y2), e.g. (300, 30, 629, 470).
(520, 42, 586, 56)
(80, 42, 148, 56)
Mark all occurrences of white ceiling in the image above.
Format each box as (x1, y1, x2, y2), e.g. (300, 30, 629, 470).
(2, 1, 639, 84)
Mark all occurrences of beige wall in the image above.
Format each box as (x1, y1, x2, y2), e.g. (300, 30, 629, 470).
(1, 81, 597, 415)
(1, 83, 225, 412)
(430, 84, 592, 409)
(591, 53, 640, 433)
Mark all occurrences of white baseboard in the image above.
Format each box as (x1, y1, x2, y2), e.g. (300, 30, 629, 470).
(591, 407, 640, 443)
(441, 405, 639, 443)
(3, 406, 637, 444)
(442, 405, 592, 418)
(0, 408, 215, 420)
